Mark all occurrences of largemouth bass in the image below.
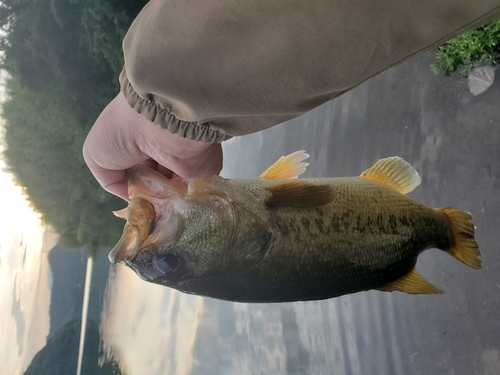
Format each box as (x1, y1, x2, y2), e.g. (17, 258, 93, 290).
(109, 151, 480, 303)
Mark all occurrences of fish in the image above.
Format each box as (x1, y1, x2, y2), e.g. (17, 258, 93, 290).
(109, 151, 481, 303)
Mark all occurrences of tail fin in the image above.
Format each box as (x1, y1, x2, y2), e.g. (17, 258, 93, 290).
(437, 208, 481, 269)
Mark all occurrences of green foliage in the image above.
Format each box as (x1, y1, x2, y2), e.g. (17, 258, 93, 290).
(432, 18, 500, 77)
(0, 0, 147, 249)
(2, 74, 125, 249)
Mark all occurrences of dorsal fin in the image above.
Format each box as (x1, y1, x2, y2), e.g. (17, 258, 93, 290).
(259, 151, 309, 180)
(360, 157, 420, 194)
(265, 181, 335, 208)
(377, 268, 443, 294)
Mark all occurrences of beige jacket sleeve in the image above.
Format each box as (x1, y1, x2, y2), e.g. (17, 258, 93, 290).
(121, 0, 500, 143)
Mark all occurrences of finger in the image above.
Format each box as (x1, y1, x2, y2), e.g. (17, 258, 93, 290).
(175, 143, 223, 178)
(157, 164, 174, 179)
(86, 165, 130, 201)
(137, 159, 174, 179)
(137, 159, 158, 170)
(104, 181, 130, 201)
(148, 143, 223, 179)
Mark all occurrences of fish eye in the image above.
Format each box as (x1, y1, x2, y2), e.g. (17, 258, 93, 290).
(156, 253, 179, 274)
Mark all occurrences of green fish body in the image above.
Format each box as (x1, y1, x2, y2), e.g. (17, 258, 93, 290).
(109, 152, 480, 303)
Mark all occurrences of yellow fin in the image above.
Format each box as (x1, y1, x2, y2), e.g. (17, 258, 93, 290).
(265, 181, 335, 208)
(436, 208, 481, 269)
(259, 151, 309, 180)
(377, 268, 443, 294)
(360, 156, 420, 194)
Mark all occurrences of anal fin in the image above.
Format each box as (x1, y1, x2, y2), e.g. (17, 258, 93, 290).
(377, 268, 443, 295)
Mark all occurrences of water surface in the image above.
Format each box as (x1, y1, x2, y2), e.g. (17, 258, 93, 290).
(100, 52, 500, 375)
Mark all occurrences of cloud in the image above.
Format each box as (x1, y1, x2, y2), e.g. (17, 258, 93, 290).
(11, 275, 26, 355)
(100, 266, 204, 375)
(0, 224, 53, 374)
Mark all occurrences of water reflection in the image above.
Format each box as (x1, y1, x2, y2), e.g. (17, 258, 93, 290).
(100, 266, 202, 375)
(100, 52, 500, 374)
(0, 166, 55, 374)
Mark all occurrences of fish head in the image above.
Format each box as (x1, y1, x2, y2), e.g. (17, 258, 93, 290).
(109, 165, 272, 295)
(108, 164, 186, 264)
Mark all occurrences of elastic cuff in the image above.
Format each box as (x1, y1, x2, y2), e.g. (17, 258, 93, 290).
(119, 68, 232, 143)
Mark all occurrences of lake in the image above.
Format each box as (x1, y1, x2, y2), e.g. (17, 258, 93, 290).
(98, 51, 500, 375)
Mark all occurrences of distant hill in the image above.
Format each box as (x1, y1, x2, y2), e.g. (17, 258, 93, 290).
(47, 242, 113, 338)
(47, 243, 88, 338)
(23, 319, 121, 375)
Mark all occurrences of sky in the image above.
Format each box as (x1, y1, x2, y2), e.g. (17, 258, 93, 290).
(0, 69, 57, 375)
(0, 158, 57, 375)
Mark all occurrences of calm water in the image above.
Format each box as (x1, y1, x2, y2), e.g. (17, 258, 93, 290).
(99, 52, 500, 375)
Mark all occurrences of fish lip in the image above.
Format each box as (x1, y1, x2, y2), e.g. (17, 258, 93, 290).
(107, 230, 149, 265)
(108, 249, 119, 264)
(108, 245, 140, 265)
(109, 197, 157, 264)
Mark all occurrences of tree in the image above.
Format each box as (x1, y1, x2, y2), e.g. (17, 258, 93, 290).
(0, 0, 148, 250)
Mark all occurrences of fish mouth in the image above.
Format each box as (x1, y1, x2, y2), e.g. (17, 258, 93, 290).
(109, 164, 187, 265)
(108, 197, 156, 264)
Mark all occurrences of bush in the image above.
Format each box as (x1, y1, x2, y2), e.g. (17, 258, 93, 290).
(432, 18, 500, 77)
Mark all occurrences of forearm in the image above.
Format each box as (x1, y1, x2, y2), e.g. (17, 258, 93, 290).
(121, 0, 500, 141)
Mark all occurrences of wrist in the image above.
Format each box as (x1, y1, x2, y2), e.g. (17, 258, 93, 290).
(115, 92, 215, 159)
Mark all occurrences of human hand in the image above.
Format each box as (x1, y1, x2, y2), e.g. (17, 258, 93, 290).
(83, 92, 223, 200)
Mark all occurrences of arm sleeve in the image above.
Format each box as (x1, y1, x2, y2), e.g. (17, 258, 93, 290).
(121, 0, 500, 143)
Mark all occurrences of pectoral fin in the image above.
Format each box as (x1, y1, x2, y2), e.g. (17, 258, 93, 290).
(265, 181, 335, 208)
(377, 268, 443, 294)
(259, 151, 309, 180)
(360, 157, 421, 194)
